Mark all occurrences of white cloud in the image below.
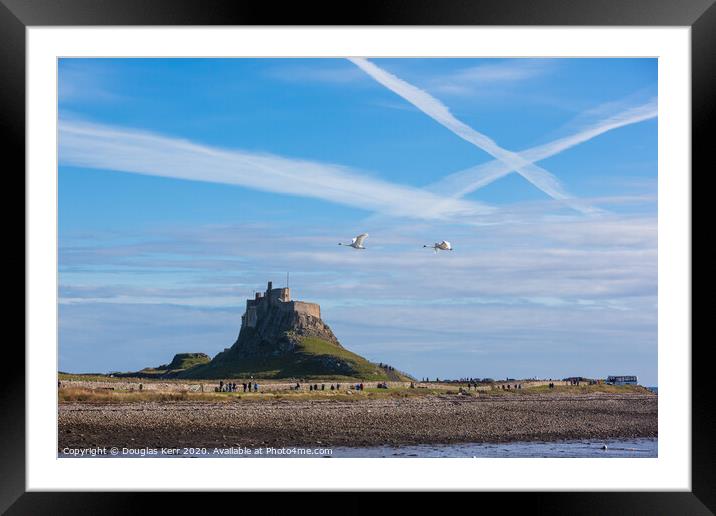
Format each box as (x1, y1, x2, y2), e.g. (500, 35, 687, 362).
(59, 60, 122, 104)
(429, 60, 554, 95)
(60, 214, 656, 306)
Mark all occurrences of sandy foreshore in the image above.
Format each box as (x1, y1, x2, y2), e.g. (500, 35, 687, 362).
(58, 393, 657, 450)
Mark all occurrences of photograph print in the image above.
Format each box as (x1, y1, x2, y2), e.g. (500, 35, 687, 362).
(58, 57, 658, 459)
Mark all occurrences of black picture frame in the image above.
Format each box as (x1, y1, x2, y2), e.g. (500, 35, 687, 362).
(5, 0, 707, 512)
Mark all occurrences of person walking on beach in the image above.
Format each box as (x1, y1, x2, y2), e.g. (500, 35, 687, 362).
(219, 381, 224, 392)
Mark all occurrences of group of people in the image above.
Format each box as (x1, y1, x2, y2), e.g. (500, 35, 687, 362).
(447, 383, 487, 390)
(218, 380, 258, 393)
(213, 380, 400, 393)
(306, 383, 344, 391)
(499, 383, 522, 390)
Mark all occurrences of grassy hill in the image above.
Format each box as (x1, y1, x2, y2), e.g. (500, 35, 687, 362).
(116, 353, 211, 379)
(180, 336, 413, 382)
(165, 353, 211, 370)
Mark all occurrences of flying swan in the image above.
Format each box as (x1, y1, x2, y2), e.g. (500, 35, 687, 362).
(424, 240, 453, 253)
(339, 233, 369, 249)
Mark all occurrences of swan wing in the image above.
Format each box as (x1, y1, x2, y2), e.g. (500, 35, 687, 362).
(354, 233, 368, 247)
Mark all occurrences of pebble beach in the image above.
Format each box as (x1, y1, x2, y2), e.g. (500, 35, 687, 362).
(58, 393, 657, 450)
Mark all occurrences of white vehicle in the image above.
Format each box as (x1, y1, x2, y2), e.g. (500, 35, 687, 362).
(339, 233, 369, 249)
(424, 240, 453, 253)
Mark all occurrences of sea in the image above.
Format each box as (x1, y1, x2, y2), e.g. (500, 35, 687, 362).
(59, 437, 657, 458)
(328, 438, 657, 458)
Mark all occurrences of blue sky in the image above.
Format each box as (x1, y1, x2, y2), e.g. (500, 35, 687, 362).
(58, 58, 658, 384)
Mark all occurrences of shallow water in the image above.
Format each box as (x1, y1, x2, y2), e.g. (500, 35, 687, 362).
(59, 437, 657, 458)
(329, 438, 657, 458)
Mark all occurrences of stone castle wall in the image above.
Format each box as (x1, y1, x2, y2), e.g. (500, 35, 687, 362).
(241, 283, 320, 328)
(290, 301, 320, 319)
(270, 287, 290, 302)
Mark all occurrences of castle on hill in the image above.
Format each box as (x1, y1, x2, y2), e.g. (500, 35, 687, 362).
(241, 281, 321, 329)
(143, 279, 413, 381)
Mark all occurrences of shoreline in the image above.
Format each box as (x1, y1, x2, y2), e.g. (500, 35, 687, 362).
(59, 437, 659, 458)
(59, 393, 657, 450)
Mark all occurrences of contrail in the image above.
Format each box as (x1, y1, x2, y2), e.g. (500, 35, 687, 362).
(349, 57, 600, 215)
(429, 99, 658, 198)
(59, 119, 492, 223)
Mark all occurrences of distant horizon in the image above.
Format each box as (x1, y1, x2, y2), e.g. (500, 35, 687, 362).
(58, 58, 658, 385)
(58, 369, 657, 388)
(58, 275, 655, 385)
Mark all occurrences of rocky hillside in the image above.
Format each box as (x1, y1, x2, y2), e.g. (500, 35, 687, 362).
(179, 302, 410, 381)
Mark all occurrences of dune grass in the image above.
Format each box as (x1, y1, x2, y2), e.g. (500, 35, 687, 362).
(482, 382, 653, 396)
(58, 373, 126, 382)
(58, 381, 654, 404)
(502, 384, 653, 395)
(58, 385, 433, 404)
(59, 387, 195, 403)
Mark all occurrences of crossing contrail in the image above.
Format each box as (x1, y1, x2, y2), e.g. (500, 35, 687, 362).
(429, 99, 657, 198)
(59, 119, 493, 223)
(349, 57, 601, 215)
